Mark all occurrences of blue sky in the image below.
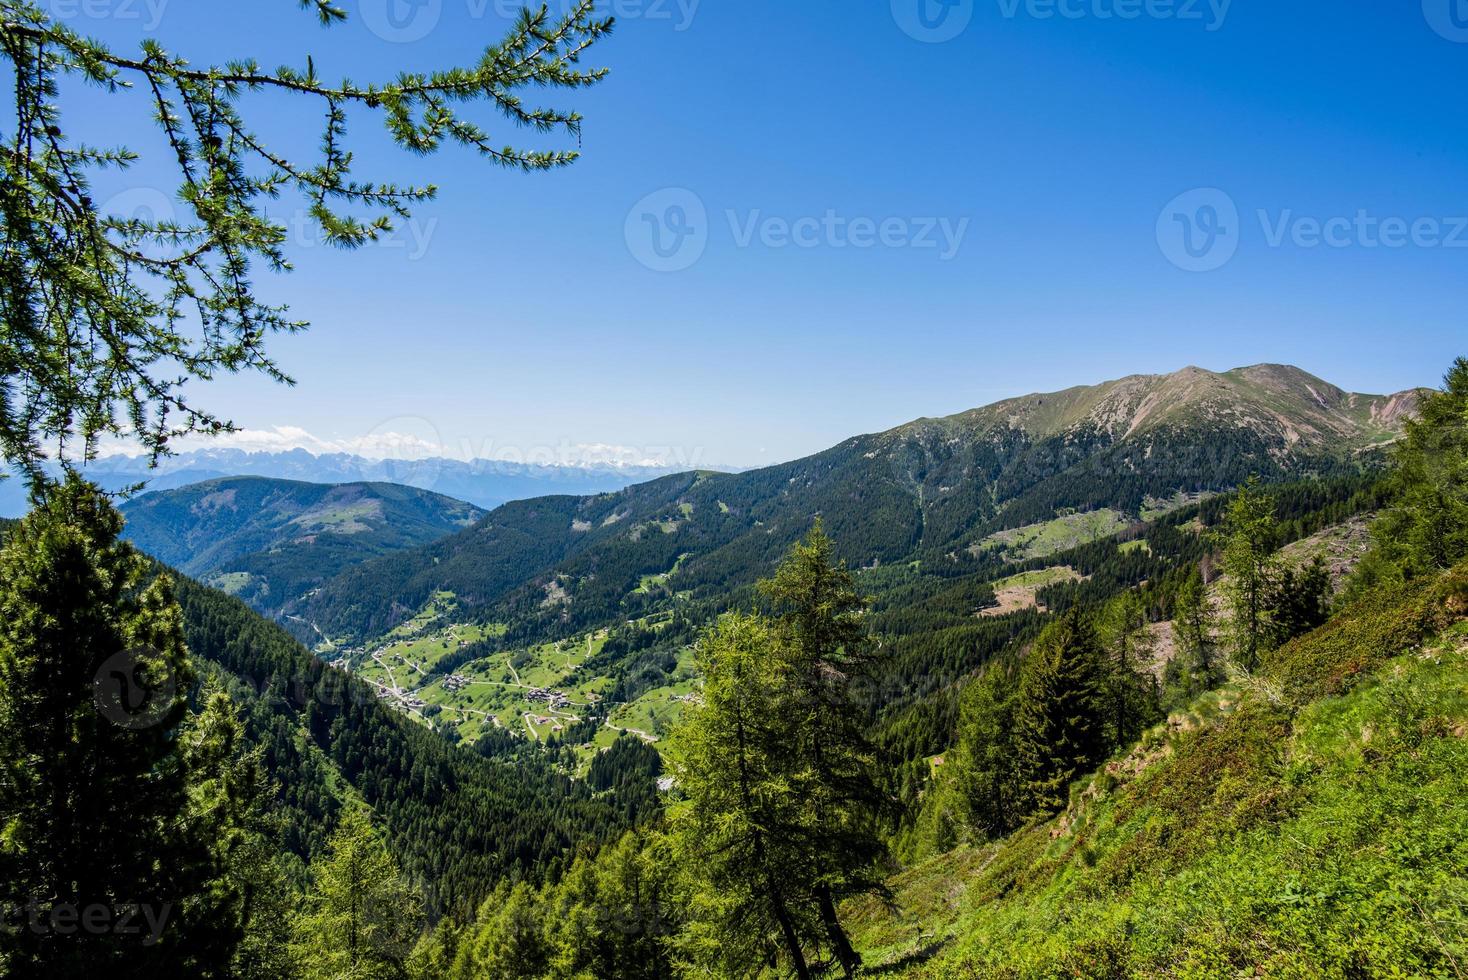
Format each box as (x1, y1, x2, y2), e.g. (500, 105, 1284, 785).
(51, 0, 1468, 468)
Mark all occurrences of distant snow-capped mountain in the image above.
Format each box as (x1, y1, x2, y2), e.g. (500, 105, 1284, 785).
(0, 449, 700, 517)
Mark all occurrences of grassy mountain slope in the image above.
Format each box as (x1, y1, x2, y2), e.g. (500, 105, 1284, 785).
(303, 365, 1418, 648)
(121, 477, 483, 621)
(845, 563, 1468, 977)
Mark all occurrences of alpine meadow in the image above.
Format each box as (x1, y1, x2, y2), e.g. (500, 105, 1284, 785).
(1, 2, 1465, 979)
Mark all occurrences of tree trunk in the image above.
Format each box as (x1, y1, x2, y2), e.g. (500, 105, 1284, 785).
(817, 883, 860, 978)
(769, 887, 812, 980)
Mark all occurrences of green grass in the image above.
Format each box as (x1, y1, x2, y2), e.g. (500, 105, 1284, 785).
(989, 566, 1081, 591)
(635, 553, 691, 595)
(345, 616, 609, 745)
(1139, 491, 1214, 522)
(207, 571, 254, 595)
(981, 509, 1131, 561)
(845, 564, 1468, 977)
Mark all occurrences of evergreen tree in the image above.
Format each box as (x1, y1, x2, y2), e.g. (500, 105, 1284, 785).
(759, 521, 886, 978)
(1014, 611, 1109, 816)
(953, 660, 1023, 839)
(1216, 477, 1281, 672)
(1167, 564, 1222, 701)
(0, 477, 239, 977)
(182, 687, 300, 979)
(292, 807, 423, 980)
(543, 831, 679, 980)
(451, 880, 550, 980)
(668, 614, 821, 979)
(1098, 590, 1162, 749)
(1349, 357, 1468, 594)
(1268, 556, 1332, 648)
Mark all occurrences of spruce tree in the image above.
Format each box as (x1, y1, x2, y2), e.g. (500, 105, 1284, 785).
(1348, 358, 1468, 595)
(0, 476, 239, 978)
(1169, 564, 1222, 698)
(1098, 590, 1161, 749)
(953, 660, 1023, 839)
(1014, 611, 1109, 815)
(1268, 557, 1331, 648)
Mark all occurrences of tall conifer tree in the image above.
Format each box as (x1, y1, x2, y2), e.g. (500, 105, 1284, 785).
(1014, 611, 1109, 815)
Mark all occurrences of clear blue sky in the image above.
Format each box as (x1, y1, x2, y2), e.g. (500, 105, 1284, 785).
(54, 0, 1468, 468)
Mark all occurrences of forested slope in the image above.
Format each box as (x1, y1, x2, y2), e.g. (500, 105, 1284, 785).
(121, 478, 482, 624)
(171, 575, 642, 916)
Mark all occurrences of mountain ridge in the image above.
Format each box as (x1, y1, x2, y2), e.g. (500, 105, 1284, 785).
(298, 363, 1421, 648)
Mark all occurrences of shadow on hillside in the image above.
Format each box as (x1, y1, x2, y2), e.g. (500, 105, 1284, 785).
(861, 937, 951, 976)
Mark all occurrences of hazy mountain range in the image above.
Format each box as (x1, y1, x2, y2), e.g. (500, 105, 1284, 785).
(0, 449, 690, 518)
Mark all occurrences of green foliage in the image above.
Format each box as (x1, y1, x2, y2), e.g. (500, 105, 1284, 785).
(758, 521, 888, 976)
(950, 660, 1023, 841)
(427, 829, 680, 980)
(1349, 357, 1468, 596)
(292, 808, 423, 979)
(842, 565, 1468, 977)
(1216, 476, 1282, 672)
(667, 613, 822, 977)
(1165, 564, 1222, 704)
(0, 0, 612, 481)
(1097, 589, 1162, 749)
(1015, 611, 1110, 815)
(0, 478, 263, 976)
(173, 576, 641, 917)
(1268, 555, 1331, 648)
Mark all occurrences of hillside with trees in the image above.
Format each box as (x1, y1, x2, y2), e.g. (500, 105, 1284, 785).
(120, 477, 483, 625)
